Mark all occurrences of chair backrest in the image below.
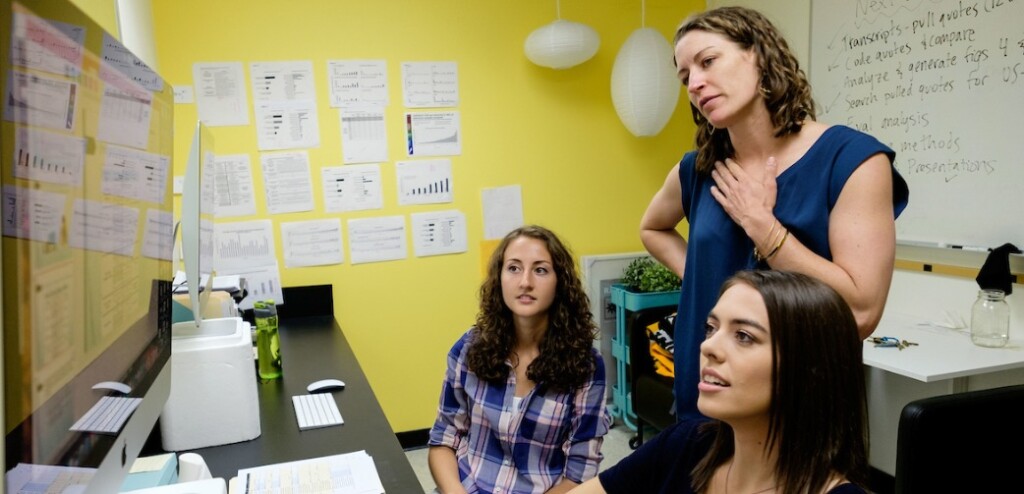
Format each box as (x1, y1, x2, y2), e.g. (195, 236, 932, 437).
(895, 384, 1024, 493)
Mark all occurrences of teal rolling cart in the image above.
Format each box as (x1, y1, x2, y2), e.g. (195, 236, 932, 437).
(608, 284, 679, 430)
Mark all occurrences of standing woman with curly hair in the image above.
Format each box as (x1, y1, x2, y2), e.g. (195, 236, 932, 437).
(639, 6, 909, 421)
(428, 225, 611, 494)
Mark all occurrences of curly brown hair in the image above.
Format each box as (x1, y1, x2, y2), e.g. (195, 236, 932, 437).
(466, 225, 598, 392)
(674, 6, 817, 175)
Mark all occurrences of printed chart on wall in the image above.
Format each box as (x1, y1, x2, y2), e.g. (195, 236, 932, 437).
(395, 159, 453, 206)
(809, 0, 1024, 249)
(405, 111, 461, 157)
(213, 220, 284, 309)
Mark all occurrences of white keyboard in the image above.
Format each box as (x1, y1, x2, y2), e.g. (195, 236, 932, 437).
(70, 396, 142, 434)
(292, 393, 344, 430)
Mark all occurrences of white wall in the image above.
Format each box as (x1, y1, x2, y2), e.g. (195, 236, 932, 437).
(115, 0, 159, 70)
(708, 0, 1021, 272)
(706, 0, 811, 69)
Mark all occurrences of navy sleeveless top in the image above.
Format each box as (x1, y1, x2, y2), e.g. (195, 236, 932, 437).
(672, 125, 909, 420)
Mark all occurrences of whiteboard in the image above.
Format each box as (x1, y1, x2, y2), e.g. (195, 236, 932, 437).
(809, 0, 1024, 249)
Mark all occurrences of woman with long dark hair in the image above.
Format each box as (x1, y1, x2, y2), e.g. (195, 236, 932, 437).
(573, 270, 870, 494)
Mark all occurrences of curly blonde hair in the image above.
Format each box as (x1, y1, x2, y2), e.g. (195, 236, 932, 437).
(675, 6, 817, 175)
(466, 225, 598, 391)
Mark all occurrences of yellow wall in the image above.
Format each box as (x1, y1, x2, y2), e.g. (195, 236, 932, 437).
(150, 0, 702, 432)
(68, 0, 118, 36)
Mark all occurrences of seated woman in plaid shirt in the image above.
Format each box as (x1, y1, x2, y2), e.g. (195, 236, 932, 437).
(428, 225, 611, 494)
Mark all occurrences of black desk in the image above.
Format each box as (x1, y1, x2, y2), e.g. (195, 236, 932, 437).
(181, 315, 421, 492)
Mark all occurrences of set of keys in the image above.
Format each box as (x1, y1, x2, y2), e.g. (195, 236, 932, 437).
(868, 336, 919, 350)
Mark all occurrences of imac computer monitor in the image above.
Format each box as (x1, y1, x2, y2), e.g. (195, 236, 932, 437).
(2, 0, 174, 492)
(181, 121, 216, 326)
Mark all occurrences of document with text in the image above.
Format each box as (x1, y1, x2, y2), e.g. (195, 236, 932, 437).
(235, 450, 384, 494)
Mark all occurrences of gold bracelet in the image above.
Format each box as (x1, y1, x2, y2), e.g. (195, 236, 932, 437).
(753, 227, 789, 262)
(753, 224, 784, 262)
(759, 218, 778, 252)
(763, 228, 790, 261)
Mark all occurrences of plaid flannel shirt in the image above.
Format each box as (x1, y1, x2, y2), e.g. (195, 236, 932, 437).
(428, 329, 611, 494)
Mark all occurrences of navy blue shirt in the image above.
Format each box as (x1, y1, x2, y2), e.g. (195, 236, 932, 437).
(672, 125, 910, 420)
(598, 418, 869, 494)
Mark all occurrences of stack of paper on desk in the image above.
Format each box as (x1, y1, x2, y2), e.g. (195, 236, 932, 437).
(232, 450, 384, 494)
(172, 271, 246, 296)
(5, 463, 95, 492)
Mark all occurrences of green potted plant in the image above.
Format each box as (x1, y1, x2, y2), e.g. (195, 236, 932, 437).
(621, 257, 680, 293)
(612, 257, 680, 311)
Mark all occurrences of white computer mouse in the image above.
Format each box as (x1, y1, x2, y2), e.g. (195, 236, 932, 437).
(92, 381, 132, 394)
(307, 378, 345, 393)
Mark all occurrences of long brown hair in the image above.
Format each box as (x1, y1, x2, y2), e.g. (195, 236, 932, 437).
(691, 270, 869, 494)
(466, 225, 598, 392)
(675, 6, 817, 175)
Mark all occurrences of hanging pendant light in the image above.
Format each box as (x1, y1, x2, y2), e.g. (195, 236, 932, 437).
(610, 1, 679, 136)
(524, 0, 600, 70)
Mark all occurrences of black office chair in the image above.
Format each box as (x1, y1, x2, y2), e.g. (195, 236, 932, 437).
(894, 384, 1024, 494)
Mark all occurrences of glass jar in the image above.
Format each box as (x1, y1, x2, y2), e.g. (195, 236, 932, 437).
(971, 289, 1010, 348)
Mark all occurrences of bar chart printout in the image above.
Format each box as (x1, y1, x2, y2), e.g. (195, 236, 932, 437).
(395, 158, 453, 206)
(322, 164, 383, 212)
(219, 233, 269, 258)
(411, 209, 467, 257)
(215, 264, 283, 311)
(13, 126, 86, 186)
(212, 220, 283, 309)
(213, 219, 276, 270)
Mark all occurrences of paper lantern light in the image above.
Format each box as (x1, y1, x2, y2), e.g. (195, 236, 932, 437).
(524, 19, 600, 69)
(611, 27, 680, 137)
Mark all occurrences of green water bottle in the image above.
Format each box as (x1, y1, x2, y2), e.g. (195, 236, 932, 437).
(254, 300, 282, 381)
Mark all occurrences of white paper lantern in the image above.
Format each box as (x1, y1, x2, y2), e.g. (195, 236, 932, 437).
(524, 19, 600, 69)
(610, 27, 680, 137)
